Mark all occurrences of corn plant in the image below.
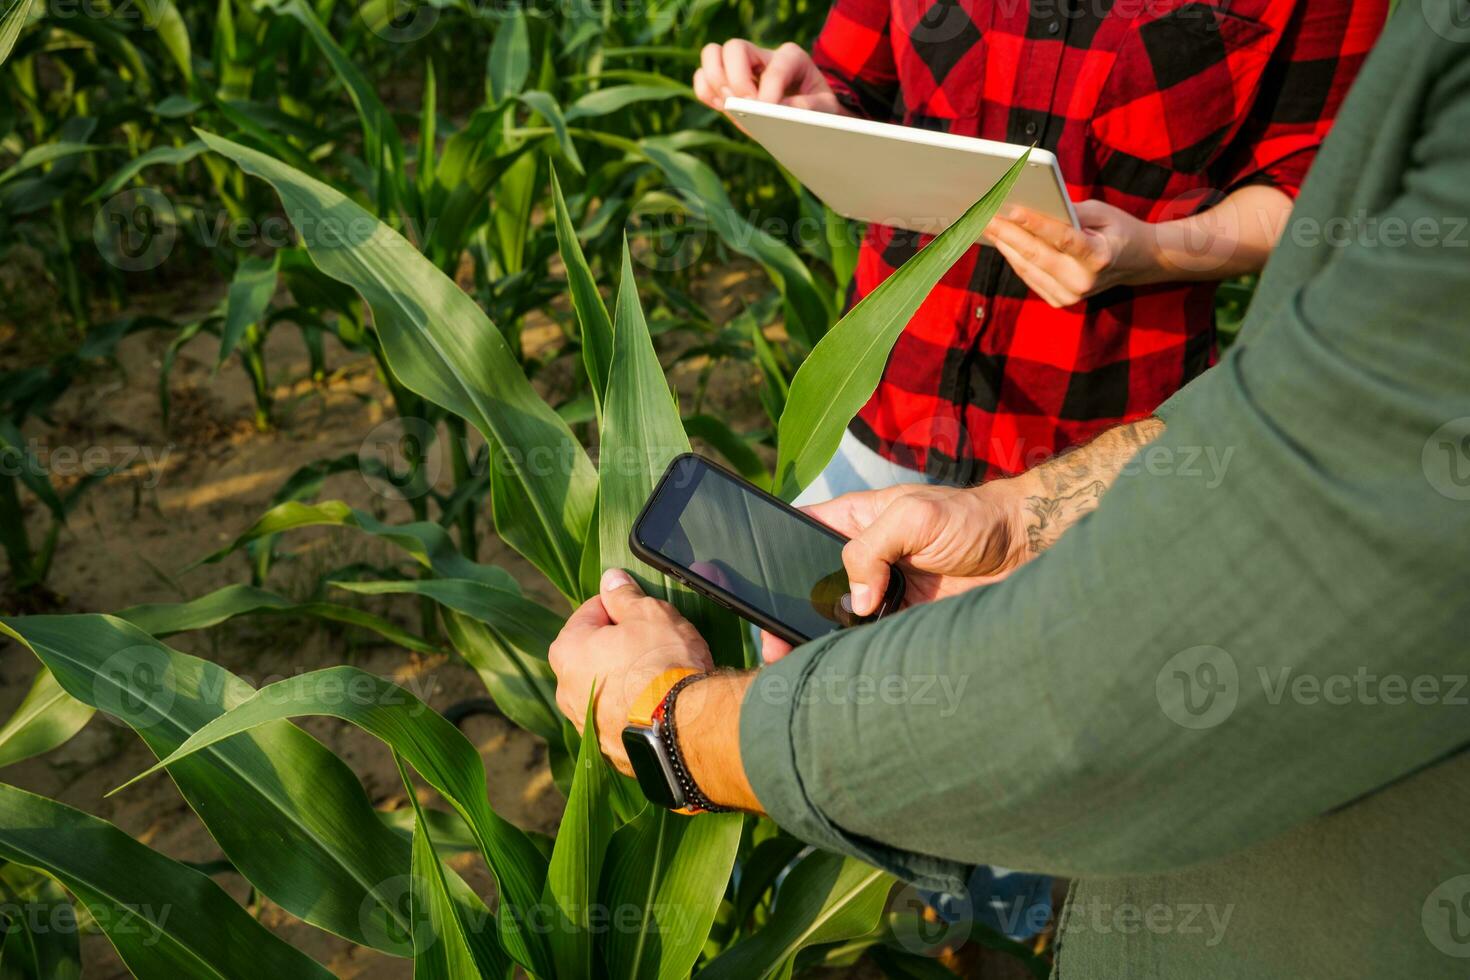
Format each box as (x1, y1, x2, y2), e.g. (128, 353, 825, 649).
(0, 122, 1025, 975)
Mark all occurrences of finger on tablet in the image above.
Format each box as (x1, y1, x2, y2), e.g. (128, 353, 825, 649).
(756, 42, 806, 103)
(1004, 206, 1090, 260)
(991, 238, 1076, 308)
(721, 39, 762, 98)
(693, 68, 718, 110)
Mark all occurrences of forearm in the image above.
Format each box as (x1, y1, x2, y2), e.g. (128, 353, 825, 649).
(992, 416, 1165, 559)
(1145, 183, 1292, 283)
(674, 671, 762, 813)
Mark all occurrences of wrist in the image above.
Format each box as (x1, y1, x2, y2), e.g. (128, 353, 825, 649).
(671, 672, 762, 814)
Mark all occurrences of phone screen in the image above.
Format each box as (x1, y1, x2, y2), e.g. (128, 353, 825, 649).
(635, 457, 858, 642)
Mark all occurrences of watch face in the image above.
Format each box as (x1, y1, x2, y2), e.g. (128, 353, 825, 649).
(621, 726, 685, 810)
(623, 725, 685, 811)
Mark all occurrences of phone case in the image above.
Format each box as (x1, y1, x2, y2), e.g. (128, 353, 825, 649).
(629, 453, 906, 647)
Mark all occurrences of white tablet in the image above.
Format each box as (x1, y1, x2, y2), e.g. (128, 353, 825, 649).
(723, 97, 1078, 234)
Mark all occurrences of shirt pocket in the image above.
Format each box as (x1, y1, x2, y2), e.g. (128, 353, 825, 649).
(1089, 2, 1278, 175)
(894, 0, 987, 121)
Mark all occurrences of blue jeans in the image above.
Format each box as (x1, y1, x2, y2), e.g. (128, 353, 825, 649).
(797, 432, 1055, 941)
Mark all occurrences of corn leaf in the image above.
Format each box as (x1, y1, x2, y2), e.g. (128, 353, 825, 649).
(772, 151, 1029, 500)
(194, 131, 597, 598)
(487, 8, 530, 103)
(542, 695, 614, 978)
(551, 167, 613, 418)
(699, 852, 892, 980)
(335, 577, 565, 745)
(0, 0, 34, 68)
(116, 583, 441, 655)
(116, 665, 551, 974)
(600, 807, 744, 980)
(0, 615, 419, 955)
(396, 756, 510, 980)
(0, 782, 333, 978)
(0, 666, 94, 768)
(216, 251, 279, 368)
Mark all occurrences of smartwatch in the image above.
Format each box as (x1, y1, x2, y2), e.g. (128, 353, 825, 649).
(620, 668, 728, 814)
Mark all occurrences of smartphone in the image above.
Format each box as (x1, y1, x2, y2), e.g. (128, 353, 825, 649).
(630, 453, 906, 646)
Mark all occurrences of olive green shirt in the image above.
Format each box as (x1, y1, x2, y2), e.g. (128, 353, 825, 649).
(741, 2, 1470, 976)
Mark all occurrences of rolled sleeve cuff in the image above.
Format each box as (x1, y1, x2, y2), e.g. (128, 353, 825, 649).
(739, 645, 972, 894)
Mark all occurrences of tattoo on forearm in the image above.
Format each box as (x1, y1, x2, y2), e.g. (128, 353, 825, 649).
(1025, 481, 1107, 554)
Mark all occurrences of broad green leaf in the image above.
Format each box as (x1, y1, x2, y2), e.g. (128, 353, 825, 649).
(639, 139, 832, 349)
(87, 140, 207, 202)
(0, 143, 107, 189)
(217, 251, 279, 368)
(486, 8, 530, 103)
(566, 85, 686, 121)
(116, 583, 441, 655)
(600, 807, 743, 980)
(772, 151, 1029, 500)
(598, 242, 745, 667)
(278, 0, 403, 212)
(517, 91, 584, 175)
(0, 864, 81, 979)
(542, 696, 613, 979)
(335, 577, 564, 745)
(0, 781, 333, 978)
(117, 665, 551, 974)
(700, 852, 892, 980)
(551, 167, 613, 418)
(0, 667, 93, 768)
(137, 0, 191, 81)
(396, 757, 508, 980)
(197, 499, 516, 587)
(195, 131, 597, 599)
(0, 616, 417, 954)
(0, 0, 34, 68)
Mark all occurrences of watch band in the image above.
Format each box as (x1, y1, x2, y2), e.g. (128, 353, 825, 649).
(658, 673, 731, 814)
(627, 667, 700, 727)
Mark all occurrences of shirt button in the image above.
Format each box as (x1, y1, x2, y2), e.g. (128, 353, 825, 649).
(974, 303, 986, 320)
(1048, 20, 1060, 34)
(1024, 120, 1039, 137)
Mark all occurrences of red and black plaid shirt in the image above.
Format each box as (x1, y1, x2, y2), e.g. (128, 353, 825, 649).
(814, 0, 1387, 482)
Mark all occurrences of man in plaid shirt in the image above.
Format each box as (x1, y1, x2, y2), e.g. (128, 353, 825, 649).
(695, 0, 1387, 943)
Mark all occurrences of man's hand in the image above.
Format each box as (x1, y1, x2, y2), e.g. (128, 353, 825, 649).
(760, 483, 1029, 662)
(548, 568, 713, 776)
(983, 201, 1163, 308)
(694, 40, 849, 115)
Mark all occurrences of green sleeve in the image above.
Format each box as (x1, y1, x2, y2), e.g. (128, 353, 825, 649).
(741, 35, 1470, 887)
